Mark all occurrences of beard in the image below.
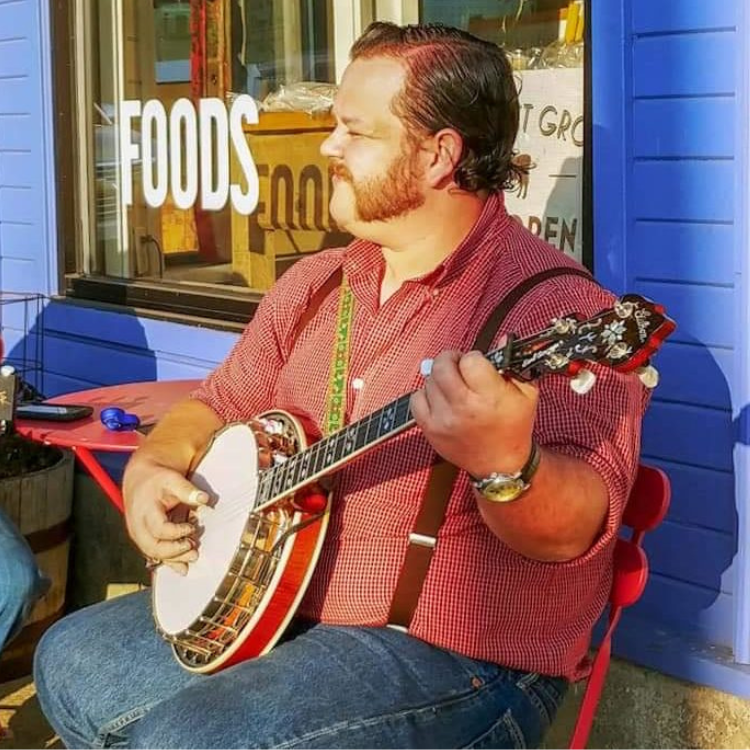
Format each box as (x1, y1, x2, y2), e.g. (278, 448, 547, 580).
(329, 145, 425, 224)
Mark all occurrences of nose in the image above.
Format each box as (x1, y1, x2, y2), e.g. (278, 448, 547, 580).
(320, 125, 344, 159)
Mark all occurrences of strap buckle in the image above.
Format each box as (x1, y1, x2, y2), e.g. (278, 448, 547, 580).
(408, 532, 437, 549)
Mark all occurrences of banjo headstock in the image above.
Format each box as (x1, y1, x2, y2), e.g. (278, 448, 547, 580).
(486, 294, 676, 393)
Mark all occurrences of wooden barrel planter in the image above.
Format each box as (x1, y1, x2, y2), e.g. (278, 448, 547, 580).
(0, 446, 74, 680)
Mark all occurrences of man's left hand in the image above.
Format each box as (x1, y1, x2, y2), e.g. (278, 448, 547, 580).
(410, 349, 538, 477)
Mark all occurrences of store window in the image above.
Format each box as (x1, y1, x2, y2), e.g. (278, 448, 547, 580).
(421, 0, 587, 261)
(56, 0, 587, 323)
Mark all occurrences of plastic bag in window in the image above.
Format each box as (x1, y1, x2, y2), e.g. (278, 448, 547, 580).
(260, 82, 337, 115)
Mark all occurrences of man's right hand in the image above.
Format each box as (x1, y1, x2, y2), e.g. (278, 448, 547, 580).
(123, 457, 211, 576)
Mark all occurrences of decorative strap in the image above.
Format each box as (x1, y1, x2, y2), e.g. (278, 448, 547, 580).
(322, 275, 355, 435)
(386, 266, 595, 631)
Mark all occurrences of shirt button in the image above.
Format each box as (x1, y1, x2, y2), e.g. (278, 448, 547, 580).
(352, 378, 365, 391)
(431, 289, 439, 298)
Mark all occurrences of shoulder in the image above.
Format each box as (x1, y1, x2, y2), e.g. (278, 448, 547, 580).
(246, 248, 346, 353)
(269, 248, 346, 299)
(497, 221, 614, 337)
(258, 248, 345, 318)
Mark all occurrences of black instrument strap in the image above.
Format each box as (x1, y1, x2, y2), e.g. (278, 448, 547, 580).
(386, 266, 595, 631)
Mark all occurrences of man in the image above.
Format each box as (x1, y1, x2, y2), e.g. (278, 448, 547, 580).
(34, 22, 647, 748)
(0, 508, 48, 654)
(0, 366, 50, 671)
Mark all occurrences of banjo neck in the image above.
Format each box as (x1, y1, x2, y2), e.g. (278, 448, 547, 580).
(254, 391, 416, 513)
(252, 292, 675, 514)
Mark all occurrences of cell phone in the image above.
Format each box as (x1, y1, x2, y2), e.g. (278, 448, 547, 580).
(15, 403, 94, 422)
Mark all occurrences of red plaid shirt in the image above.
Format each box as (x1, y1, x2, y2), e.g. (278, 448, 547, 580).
(193, 194, 646, 680)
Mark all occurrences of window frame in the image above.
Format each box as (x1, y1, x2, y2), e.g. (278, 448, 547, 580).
(52, 0, 593, 328)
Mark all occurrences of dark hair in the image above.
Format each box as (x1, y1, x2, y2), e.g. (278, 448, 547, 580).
(350, 21, 524, 194)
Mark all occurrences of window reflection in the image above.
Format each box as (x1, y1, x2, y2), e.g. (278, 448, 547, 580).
(76, 0, 585, 299)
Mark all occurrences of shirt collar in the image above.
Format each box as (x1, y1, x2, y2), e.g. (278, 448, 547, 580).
(342, 192, 513, 294)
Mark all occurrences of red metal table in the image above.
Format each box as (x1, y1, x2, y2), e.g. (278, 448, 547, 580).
(15, 379, 201, 513)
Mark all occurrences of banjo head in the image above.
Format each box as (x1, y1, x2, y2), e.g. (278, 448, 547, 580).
(152, 422, 261, 636)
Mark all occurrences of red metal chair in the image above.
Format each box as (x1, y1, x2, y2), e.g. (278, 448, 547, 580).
(568, 463, 671, 749)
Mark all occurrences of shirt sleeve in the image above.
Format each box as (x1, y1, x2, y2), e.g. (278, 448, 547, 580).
(190, 253, 342, 423)
(499, 276, 650, 551)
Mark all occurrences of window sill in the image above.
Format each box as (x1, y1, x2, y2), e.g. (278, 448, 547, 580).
(64, 275, 262, 331)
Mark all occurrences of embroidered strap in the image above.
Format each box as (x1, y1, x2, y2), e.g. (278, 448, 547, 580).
(322, 275, 355, 435)
(386, 266, 596, 631)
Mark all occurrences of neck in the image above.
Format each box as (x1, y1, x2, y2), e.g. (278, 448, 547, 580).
(378, 193, 487, 304)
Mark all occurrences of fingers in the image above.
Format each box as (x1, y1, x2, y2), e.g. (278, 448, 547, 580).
(142, 502, 202, 556)
(146, 512, 195, 541)
(422, 351, 466, 409)
(164, 561, 189, 577)
(161, 473, 210, 508)
(152, 536, 199, 564)
(457, 350, 505, 394)
(511, 376, 540, 401)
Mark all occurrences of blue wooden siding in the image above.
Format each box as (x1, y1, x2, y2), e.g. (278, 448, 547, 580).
(0, 0, 240, 397)
(2, 0, 750, 696)
(594, 0, 750, 691)
(0, 0, 56, 295)
(0, 0, 58, 390)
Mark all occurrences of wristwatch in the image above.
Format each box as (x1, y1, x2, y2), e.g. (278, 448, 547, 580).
(470, 442, 541, 503)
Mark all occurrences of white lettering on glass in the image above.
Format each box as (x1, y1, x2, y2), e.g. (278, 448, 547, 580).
(141, 99, 169, 207)
(169, 98, 199, 210)
(119, 100, 142, 207)
(199, 98, 229, 211)
(229, 95, 260, 215)
(118, 95, 260, 215)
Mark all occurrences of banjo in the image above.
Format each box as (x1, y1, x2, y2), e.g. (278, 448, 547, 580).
(152, 294, 675, 674)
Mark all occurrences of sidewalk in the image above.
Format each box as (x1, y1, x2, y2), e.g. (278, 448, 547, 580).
(0, 675, 58, 749)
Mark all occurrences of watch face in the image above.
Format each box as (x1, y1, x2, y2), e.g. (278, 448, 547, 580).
(481, 477, 527, 503)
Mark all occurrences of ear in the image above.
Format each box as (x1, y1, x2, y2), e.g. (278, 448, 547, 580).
(423, 128, 464, 188)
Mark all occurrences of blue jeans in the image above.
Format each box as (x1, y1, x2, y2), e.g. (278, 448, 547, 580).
(34, 590, 568, 749)
(0, 506, 49, 651)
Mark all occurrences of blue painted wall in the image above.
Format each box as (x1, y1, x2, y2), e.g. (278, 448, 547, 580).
(593, 1, 750, 693)
(2, 0, 750, 694)
(0, 0, 237, 396)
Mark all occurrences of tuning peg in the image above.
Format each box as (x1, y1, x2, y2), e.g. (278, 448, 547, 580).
(637, 364, 660, 389)
(0, 365, 15, 378)
(570, 369, 597, 395)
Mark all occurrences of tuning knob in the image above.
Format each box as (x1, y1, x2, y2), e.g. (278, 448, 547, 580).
(570, 369, 597, 395)
(637, 364, 660, 389)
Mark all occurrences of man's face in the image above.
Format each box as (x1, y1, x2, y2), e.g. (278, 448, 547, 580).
(321, 57, 426, 232)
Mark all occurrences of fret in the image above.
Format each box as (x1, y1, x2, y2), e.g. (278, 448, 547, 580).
(334, 429, 349, 464)
(343, 424, 357, 456)
(322, 434, 337, 468)
(295, 451, 309, 486)
(354, 418, 369, 451)
(379, 402, 398, 436)
(364, 410, 382, 444)
(298, 448, 313, 484)
(285, 454, 302, 492)
(311, 441, 327, 478)
(271, 464, 285, 496)
(256, 470, 272, 506)
(393, 395, 412, 429)
(278, 459, 294, 495)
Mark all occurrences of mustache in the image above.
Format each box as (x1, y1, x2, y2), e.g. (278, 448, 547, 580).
(329, 161, 353, 182)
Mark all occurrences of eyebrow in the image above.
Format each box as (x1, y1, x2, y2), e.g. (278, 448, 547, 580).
(332, 107, 368, 128)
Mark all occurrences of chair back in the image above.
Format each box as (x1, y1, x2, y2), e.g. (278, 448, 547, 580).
(622, 465, 671, 543)
(569, 462, 671, 749)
